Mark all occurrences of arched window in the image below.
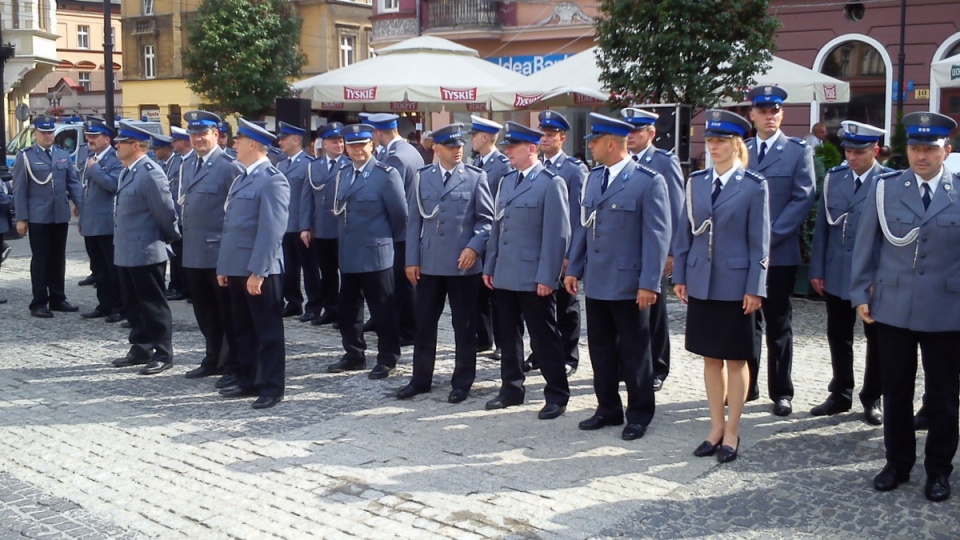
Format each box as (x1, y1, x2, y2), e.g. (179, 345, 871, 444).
(820, 41, 887, 144)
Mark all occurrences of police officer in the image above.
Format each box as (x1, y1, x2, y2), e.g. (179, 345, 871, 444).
(368, 113, 423, 345)
(301, 122, 348, 327)
(180, 110, 246, 382)
(216, 118, 290, 410)
(809, 121, 890, 426)
(218, 121, 237, 159)
(621, 107, 685, 391)
(852, 112, 960, 503)
(276, 121, 322, 321)
(745, 85, 816, 416)
(565, 113, 670, 440)
(12, 115, 84, 318)
(469, 115, 514, 358)
(152, 133, 174, 171)
(164, 126, 193, 301)
(483, 121, 571, 420)
(397, 123, 494, 403)
(108, 122, 180, 375)
(326, 123, 408, 380)
(78, 118, 124, 322)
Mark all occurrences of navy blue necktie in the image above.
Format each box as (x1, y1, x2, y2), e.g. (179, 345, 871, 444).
(515, 172, 524, 188)
(195, 157, 203, 175)
(712, 178, 722, 204)
(922, 183, 932, 210)
(854, 176, 862, 193)
(757, 142, 767, 163)
(600, 168, 610, 194)
(443, 171, 451, 185)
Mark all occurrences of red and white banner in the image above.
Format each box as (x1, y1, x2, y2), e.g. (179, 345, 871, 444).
(440, 87, 479, 101)
(344, 86, 377, 100)
(513, 93, 544, 108)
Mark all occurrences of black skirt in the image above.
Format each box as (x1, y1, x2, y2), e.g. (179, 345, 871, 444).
(684, 297, 757, 361)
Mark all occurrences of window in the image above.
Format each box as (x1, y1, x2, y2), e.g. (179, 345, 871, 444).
(340, 34, 356, 68)
(379, 0, 400, 12)
(143, 0, 154, 15)
(78, 72, 91, 91)
(143, 45, 156, 79)
(77, 25, 90, 49)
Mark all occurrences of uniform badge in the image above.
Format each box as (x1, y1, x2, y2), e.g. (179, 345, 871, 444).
(711, 110, 722, 121)
(919, 114, 931, 127)
(645, 156, 652, 162)
(848, 124, 858, 134)
(735, 174, 742, 181)
(776, 145, 783, 151)
(905, 181, 911, 187)
(764, 86, 772, 96)
(946, 184, 952, 191)
(431, 168, 437, 173)
(363, 171, 370, 178)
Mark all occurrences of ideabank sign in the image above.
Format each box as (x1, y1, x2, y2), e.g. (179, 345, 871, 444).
(487, 54, 573, 75)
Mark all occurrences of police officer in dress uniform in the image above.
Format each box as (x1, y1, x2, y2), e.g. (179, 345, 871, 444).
(216, 118, 290, 410)
(218, 121, 238, 159)
(621, 107, 685, 391)
(483, 121, 571, 420)
(325, 123, 408, 380)
(12, 115, 84, 318)
(78, 118, 124, 322)
(164, 126, 193, 301)
(470, 115, 514, 358)
(808, 121, 890, 425)
(852, 112, 960, 503)
(301, 122, 348, 327)
(276, 121, 322, 321)
(396, 123, 494, 403)
(527, 110, 587, 377)
(152, 133, 174, 171)
(108, 122, 180, 375)
(565, 114, 671, 440)
(368, 113, 423, 345)
(745, 85, 816, 416)
(180, 110, 246, 383)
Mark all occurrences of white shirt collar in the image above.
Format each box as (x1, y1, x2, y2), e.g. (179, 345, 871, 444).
(543, 151, 563, 166)
(481, 148, 497, 165)
(244, 156, 270, 175)
(518, 163, 539, 179)
(94, 146, 112, 162)
(287, 150, 303, 163)
(386, 136, 404, 153)
(607, 156, 633, 181)
(915, 168, 944, 197)
(712, 160, 742, 187)
(128, 154, 149, 171)
(757, 130, 783, 147)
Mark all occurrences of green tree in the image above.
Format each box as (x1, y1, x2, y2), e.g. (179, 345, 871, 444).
(182, 0, 306, 117)
(595, 0, 780, 109)
(886, 112, 909, 170)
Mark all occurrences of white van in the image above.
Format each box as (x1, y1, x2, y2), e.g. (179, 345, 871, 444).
(5, 119, 163, 169)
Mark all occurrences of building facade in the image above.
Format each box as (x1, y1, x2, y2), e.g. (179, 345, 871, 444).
(2, 0, 60, 140)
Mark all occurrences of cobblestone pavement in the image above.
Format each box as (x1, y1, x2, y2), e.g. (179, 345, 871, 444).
(0, 230, 957, 539)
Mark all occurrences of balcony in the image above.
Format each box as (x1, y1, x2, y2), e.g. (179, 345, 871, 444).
(425, 0, 501, 31)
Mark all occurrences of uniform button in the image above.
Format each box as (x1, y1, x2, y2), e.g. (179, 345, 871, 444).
(920, 254, 927, 259)
(922, 238, 928, 242)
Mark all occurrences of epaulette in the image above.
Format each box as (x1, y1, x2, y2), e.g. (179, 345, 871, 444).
(591, 164, 604, 172)
(464, 164, 484, 173)
(388, 149, 397, 156)
(418, 164, 433, 173)
(144, 162, 155, 171)
(689, 169, 710, 177)
(375, 161, 394, 173)
(633, 163, 658, 177)
(565, 156, 584, 166)
(538, 167, 558, 179)
(654, 148, 674, 156)
(827, 164, 850, 174)
(221, 153, 236, 162)
(876, 170, 900, 181)
(743, 169, 765, 183)
(339, 162, 351, 170)
(788, 137, 807, 147)
(496, 154, 509, 164)
(266, 166, 280, 176)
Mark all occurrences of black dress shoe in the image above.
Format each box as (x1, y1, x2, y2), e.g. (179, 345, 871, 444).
(810, 395, 852, 416)
(914, 414, 930, 431)
(717, 437, 740, 463)
(476, 343, 494, 354)
(327, 357, 366, 373)
(565, 364, 578, 377)
(485, 395, 523, 410)
(925, 474, 951, 502)
(652, 377, 664, 392)
(111, 355, 150, 367)
(282, 304, 303, 318)
(299, 312, 319, 323)
(50, 301, 79, 312)
(522, 355, 539, 373)
(693, 440, 720, 457)
(252, 395, 283, 409)
(184, 366, 222, 379)
(215, 374, 238, 389)
(773, 398, 793, 417)
(139, 360, 172, 375)
(0, 297, 6, 304)
(121, 320, 131, 329)
(165, 291, 185, 301)
(397, 383, 430, 400)
(368, 364, 396, 380)
(399, 337, 416, 347)
(81, 309, 107, 319)
(746, 388, 760, 402)
(311, 312, 338, 326)
(622, 423, 648, 441)
(105, 313, 125, 323)
(489, 347, 502, 360)
(874, 464, 910, 491)
(78, 275, 96, 286)
(362, 319, 377, 333)
(219, 386, 258, 398)
(448, 388, 469, 403)
(863, 400, 883, 426)
(578, 414, 624, 430)
(538, 403, 566, 420)
(31, 307, 54, 318)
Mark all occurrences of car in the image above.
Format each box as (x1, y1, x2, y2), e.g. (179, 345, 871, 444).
(5, 119, 164, 169)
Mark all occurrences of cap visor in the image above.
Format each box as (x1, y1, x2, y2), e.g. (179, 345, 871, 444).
(840, 140, 876, 149)
(703, 130, 736, 138)
(907, 137, 946, 147)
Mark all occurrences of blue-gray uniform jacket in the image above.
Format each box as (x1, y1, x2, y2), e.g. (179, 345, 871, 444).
(166, 150, 193, 216)
(809, 161, 891, 300)
(0, 179, 12, 235)
(301, 154, 350, 239)
(12, 144, 83, 223)
(383, 139, 425, 240)
(851, 168, 960, 332)
(746, 133, 815, 266)
(277, 150, 311, 234)
(113, 157, 180, 267)
(78, 147, 123, 237)
(406, 162, 494, 276)
(673, 167, 770, 302)
(217, 161, 290, 277)
(633, 145, 684, 254)
(544, 151, 588, 257)
(334, 158, 408, 274)
(567, 161, 671, 301)
(179, 146, 245, 269)
(485, 163, 570, 291)
(477, 150, 513, 191)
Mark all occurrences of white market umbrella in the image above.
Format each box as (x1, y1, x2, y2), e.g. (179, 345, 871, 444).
(725, 55, 850, 105)
(292, 36, 525, 112)
(932, 53, 960, 88)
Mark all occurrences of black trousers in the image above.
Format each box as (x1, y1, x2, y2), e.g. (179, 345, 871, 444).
(339, 268, 400, 367)
(824, 293, 881, 406)
(529, 286, 580, 368)
(751, 265, 796, 401)
(281, 232, 305, 308)
(309, 237, 339, 317)
(586, 298, 655, 425)
(117, 263, 172, 363)
(186, 267, 236, 372)
(410, 273, 480, 390)
(876, 322, 960, 478)
(226, 274, 285, 397)
(477, 285, 495, 350)
(168, 240, 189, 297)
(84, 235, 122, 314)
(494, 289, 570, 406)
(393, 242, 417, 341)
(649, 283, 671, 380)
(27, 222, 69, 310)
